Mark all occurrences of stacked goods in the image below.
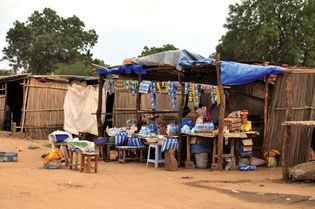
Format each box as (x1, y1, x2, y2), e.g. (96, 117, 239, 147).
(225, 110, 251, 132)
(194, 122, 215, 133)
(241, 121, 252, 132)
(240, 110, 248, 123)
(224, 118, 242, 132)
(240, 110, 252, 132)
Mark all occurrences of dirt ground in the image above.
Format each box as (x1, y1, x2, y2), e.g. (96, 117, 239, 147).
(0, 133, 314, 209)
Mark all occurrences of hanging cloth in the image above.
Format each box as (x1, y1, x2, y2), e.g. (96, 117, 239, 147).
(139, 80, 151, 94)
(195, 84, 201, 107)
(151, 81, 157, 111)
(131, 80, 137, 96)
(184, 82, 190, 95)
(108, 79, 113, 95)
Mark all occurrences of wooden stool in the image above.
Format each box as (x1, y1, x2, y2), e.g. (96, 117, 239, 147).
(69, 150, 81, 170)
(80, 152, 99, 173)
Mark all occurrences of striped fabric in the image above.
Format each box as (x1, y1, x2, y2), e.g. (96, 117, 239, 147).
(139, 80, 151, 94)
(115, 132, 128, 146)
(127, 137, 143, 148)
(161, 138, 179, 152)
(239, 164, 256, 171)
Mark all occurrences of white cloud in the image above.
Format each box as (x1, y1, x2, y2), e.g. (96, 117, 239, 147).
(0, 0, 239, 69)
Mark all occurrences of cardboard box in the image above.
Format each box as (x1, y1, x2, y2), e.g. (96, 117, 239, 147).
(241, 139, 253, 152)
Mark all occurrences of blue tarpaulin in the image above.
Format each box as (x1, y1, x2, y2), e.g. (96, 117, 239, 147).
(97, 64, 146, 75)
(97, 50, 284, 86)
(220, 61, 283, 85)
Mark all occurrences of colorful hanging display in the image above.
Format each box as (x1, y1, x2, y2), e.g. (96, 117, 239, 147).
(195, 84, 201, 107)
(167, 81, 177, 110)
(108, 79, 113, 95)
(156, 82, 162, 92)
(116, 80, 123, 92)
(189, 82, 195, 102)
(164, 82, 168, 93)
(150, 81, 157, 111)
(131, 80, 137, 96)
(113, 80, 117, 93)
(184, 82, 190, 95)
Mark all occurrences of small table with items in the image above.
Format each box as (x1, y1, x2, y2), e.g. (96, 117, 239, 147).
(181, 131, 259, 169)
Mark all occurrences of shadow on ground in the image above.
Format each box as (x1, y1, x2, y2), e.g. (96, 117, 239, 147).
(183, 179, 315, 206)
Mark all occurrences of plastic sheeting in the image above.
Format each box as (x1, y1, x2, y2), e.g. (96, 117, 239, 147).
(97, 64, 146, 76)
(220, 62, 283, 85)
(97, 49, 284, 86)
(63, 83, 106, 136)
(133, 49, 204, 70)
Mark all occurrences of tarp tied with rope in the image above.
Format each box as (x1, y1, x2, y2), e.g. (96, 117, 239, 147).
(97, 50, 283, 85)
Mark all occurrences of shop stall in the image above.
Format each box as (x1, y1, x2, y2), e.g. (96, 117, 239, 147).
(94, 50, 283, 169)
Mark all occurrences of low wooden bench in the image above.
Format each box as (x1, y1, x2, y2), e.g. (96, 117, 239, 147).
(116, 146, 144, 164)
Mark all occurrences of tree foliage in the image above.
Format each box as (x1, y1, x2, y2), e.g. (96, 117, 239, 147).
(2, 8, 98, 74)
(139, 44, 178, 57)
(216, 0, 315, 67)
(54, 57, 107, 76)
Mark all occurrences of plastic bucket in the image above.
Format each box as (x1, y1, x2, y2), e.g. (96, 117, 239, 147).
(195, 153, 208, 169)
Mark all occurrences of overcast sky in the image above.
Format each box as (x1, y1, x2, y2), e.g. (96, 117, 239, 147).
(0, 0, 240, 69)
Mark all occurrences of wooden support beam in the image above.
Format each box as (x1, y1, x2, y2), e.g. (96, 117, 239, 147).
(282, 72, 293, 181)
(25, 109, 64, 112)
(178, 72, 184, 127)
(215, 54, 226, 170)
(20, 84, 68, 91)
(263, 76, 269, 155)
(97, 75, 105, 136)
(281, 120, 315, 127)
(21, 79, 30, 132)
(178, 71, 185, 166)
(273, 106, 315, 110)
(136, 76, 142, 130)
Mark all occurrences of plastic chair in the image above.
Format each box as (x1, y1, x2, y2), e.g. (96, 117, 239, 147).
(146, 143, 165, 168)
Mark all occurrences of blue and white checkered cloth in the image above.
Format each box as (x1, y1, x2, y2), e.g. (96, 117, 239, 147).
(139, 80, 151, 94)
(161, 138, 179, 152)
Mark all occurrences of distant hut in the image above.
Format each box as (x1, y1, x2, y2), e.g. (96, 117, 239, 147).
(0, 75, 99, 137)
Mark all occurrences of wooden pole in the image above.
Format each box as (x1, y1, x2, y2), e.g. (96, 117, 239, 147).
(178, 72, 184, 127)
(21, 79, 30, 132)
(97, 75, 105, 136)
(215, 54, 226, 170)
(136, 76, 142, 130)
(178, 72, 185, 166)
(263, 76, 269, 155)
(282, 72, 293, 181)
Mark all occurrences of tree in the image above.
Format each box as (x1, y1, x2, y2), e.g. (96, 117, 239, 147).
(2, 8, 98, 74)
(216, 0, 315, 67)
(139, 44, 178, 57)
(54, 57, 108, 76)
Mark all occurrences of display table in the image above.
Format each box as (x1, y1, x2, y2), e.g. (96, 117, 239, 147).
(181, 131, 259, 169)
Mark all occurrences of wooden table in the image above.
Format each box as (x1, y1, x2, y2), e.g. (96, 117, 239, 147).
(181, 131, 259, 169)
